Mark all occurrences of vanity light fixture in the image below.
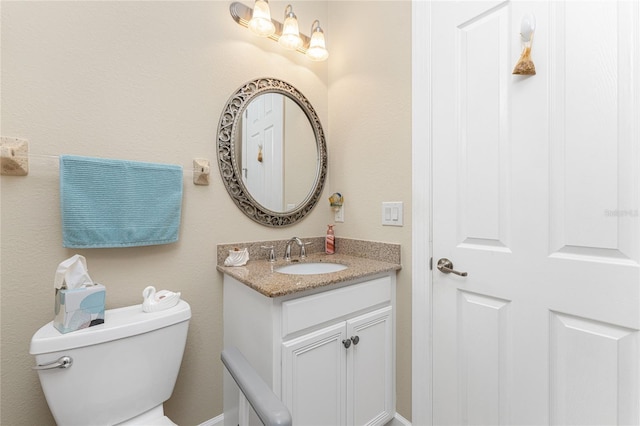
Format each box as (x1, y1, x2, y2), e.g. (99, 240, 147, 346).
(278, 5, 303, 50)
(248, 0, 276, 37)
(229, 1, 328, 61)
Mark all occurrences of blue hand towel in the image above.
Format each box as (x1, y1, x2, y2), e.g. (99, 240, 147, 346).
(60, 155, 183, 248)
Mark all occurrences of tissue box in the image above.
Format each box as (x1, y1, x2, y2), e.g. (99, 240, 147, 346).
(54, 284, 106, 334)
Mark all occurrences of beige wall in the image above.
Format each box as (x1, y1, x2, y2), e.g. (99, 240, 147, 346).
(284, 98, 317, 209)
(0, 1, 412, 424)
(328, 1, 413, 419)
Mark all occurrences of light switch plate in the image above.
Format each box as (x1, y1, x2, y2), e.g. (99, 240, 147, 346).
(382, 202, 403, 226)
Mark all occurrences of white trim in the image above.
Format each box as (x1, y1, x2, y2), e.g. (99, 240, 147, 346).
(390, 412, 413, 426)
(411, 1, 432, 426)
(197, 413, 223, 426)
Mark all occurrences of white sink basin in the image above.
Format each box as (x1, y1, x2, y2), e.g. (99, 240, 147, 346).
(276, 262, 347, 275)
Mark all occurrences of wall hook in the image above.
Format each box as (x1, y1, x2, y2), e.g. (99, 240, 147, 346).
(193, 158, 210, 185)
(0, 137, 29, 176)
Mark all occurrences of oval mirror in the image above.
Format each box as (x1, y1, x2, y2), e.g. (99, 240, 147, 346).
(217, 78, 327, 227)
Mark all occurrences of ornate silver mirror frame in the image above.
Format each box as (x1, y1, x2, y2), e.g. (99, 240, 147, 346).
(217, 78, 327, 227)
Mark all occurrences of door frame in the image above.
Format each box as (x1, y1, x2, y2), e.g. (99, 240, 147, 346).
(411, 1, 432, 425)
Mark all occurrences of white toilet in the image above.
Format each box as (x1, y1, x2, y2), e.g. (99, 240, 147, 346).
(30, 300, 191, 426)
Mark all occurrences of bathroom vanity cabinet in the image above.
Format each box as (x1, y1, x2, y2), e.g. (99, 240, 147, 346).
(222, 272, 396, 426)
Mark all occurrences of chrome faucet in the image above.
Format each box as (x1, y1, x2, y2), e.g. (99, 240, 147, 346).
(284, 237, 306, 261)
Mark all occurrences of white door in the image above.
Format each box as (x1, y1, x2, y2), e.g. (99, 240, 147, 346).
(242, 93, 284, 211)
(282, 323, 347, 426)
(431, 1, 639, 425)
(348, 307, 394, 426)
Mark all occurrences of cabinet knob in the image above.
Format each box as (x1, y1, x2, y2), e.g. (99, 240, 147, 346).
(350, 336, 360, 345)
(342, 339, 352, 349)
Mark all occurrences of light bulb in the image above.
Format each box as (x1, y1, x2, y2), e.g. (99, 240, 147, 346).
(278, 5, 303, 50)
(306, 20, 328, 61)
(248, 0, 275, 37)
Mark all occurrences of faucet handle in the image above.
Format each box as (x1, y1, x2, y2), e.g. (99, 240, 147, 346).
(261, 245, 276, 263)
(300, 241, 313, 259)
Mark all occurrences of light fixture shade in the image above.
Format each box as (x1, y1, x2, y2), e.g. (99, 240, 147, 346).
(248, 0, 275, 37)
(278, 6, 303, 50)
(306, 20, 329, 61)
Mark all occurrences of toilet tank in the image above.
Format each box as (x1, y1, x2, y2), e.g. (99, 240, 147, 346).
(30, 300, 191, 426)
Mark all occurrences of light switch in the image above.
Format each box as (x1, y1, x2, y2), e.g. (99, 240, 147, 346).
(334, 205, 344, 222)
(382, 202, 403, 226)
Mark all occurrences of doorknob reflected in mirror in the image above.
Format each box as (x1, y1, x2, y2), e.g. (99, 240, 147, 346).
(436, 258, 468, 277)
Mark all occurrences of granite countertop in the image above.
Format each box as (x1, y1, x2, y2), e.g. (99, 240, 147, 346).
(217, 251, 401, 298)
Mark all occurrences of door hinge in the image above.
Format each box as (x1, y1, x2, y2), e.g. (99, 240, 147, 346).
(429, 257, 433, 270)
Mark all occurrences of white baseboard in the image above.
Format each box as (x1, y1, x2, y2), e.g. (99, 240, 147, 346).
(388, 412, 412, 426)
(202, 412, 410, 426)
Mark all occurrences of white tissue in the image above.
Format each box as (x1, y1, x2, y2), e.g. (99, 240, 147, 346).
(54, 254, 94, 290)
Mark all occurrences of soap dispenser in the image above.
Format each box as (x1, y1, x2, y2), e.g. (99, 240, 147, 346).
(325, 224, 335, 254)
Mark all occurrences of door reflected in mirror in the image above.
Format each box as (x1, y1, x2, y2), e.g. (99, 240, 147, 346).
(236, 94, 317, 213)
(216, 78, 327, 227)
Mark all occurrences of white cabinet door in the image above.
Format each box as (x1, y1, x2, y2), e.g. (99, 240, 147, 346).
(347, 306, 394, 426)
(282, 323, 347, 426)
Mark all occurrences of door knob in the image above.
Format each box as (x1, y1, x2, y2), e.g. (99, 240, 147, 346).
(436, 258, 468, 277)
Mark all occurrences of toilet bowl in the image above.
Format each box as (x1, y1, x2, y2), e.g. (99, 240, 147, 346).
(30, 300, 191, 426)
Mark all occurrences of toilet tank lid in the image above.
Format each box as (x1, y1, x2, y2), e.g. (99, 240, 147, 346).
(30, 300, 191, 355)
